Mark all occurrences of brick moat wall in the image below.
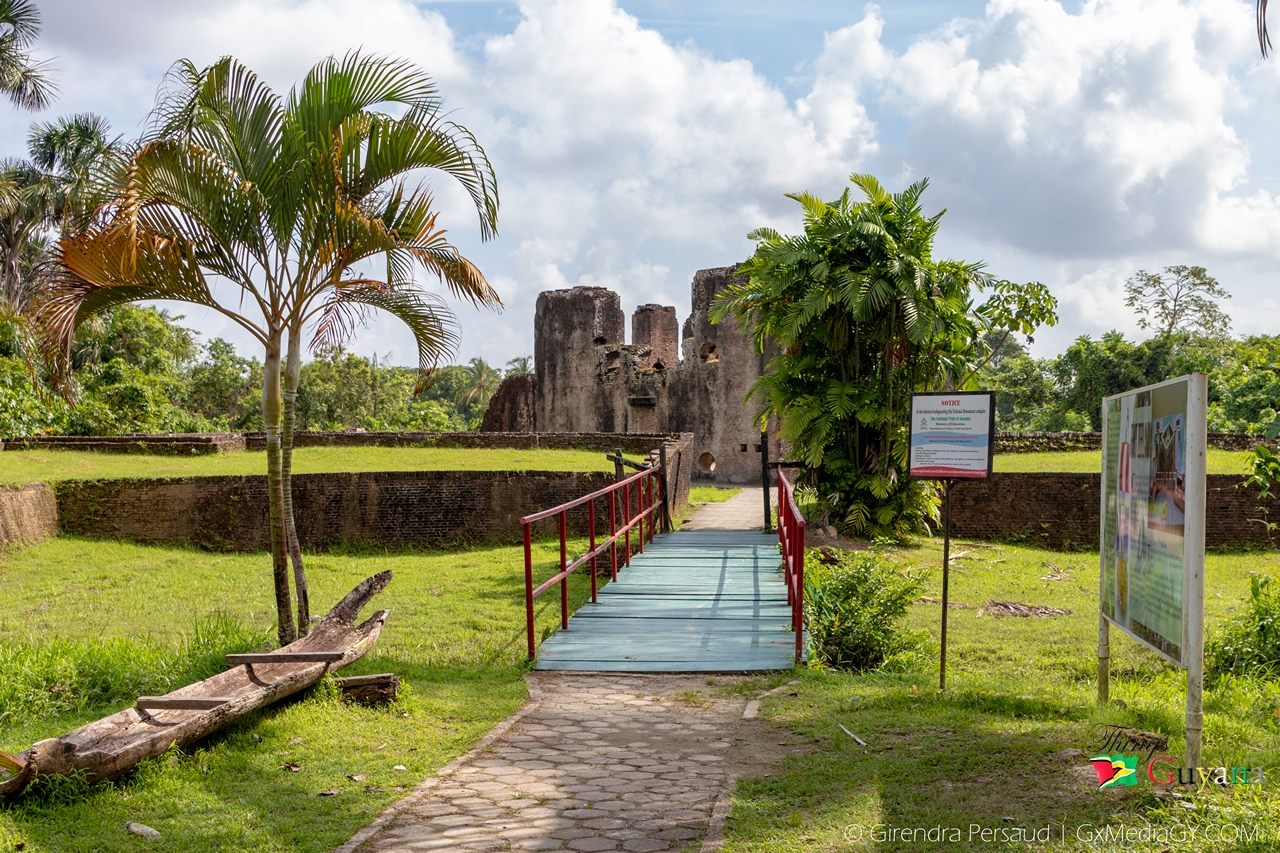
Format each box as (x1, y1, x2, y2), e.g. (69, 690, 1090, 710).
(55, 470, 634, 550)
(0, 483, 58, 547)
(947, 473, 1278, 550)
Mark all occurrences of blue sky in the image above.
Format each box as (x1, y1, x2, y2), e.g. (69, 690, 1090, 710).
(5, 0, 1278, 368)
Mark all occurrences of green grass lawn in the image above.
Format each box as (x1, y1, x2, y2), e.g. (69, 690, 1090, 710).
(0, 536, 601, 852)
(0, 446, 613, 486)
(994, 447, 1254, 475)
(723, 540, 1280, 852)
(689, 485, 742, 503)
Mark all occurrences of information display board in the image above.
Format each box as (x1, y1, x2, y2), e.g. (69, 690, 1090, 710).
(1100, 375, 1206, 667)
(909, 392, 996, 479)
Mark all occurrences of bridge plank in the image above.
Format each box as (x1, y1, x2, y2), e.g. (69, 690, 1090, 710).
(536, 530, 799, 673)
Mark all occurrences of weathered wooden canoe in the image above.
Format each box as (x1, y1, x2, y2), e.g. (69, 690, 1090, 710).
(0, 571, 393, 795)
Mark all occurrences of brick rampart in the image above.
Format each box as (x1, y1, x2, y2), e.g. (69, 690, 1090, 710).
(55, 470, 632, 550)
(947, 473, 1278, 550)
(0, 483, 58, 547)
(3, 433, 245, 454)
(53, 433, 694, 551)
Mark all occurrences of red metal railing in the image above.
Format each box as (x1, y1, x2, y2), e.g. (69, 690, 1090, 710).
(776, 467, 806, 665)
(521, 465, 666, 659)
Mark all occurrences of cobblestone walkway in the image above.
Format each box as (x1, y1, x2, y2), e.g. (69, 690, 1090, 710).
(338, 673, 800, 853)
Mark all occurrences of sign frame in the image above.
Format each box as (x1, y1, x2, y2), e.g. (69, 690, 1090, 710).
(1097, 372, 1206, 769)
(908, 390, 997, 480)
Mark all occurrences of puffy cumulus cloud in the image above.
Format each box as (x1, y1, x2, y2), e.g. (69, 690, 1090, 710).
(466, 0, 879, 315)
(809, 0, 1264, 259)
(11, 0, 885, 365)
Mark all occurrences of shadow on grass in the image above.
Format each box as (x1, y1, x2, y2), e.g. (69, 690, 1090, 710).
(728, 673, 1162, 853)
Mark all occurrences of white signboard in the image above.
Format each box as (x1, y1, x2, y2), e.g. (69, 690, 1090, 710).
(1100, 374, 1206, 667)
(909, 392, 995, 479)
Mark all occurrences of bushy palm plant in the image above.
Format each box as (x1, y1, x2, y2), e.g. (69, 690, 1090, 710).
(38, 54, 500, 644)
(713, 174, 1056, 538)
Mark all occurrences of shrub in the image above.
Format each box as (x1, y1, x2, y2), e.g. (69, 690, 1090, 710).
(1206, 576, 1280, 678)
(802, 547, 928, 671)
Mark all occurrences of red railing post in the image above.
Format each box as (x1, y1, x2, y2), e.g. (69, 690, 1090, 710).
(589, 498, 598, 603)
(559, 510, 569, 629)
(623, 482, 632, 567)
(637, 475, 646, 554)
(524, 522, 535, 660)
(610, 489, 619, 581)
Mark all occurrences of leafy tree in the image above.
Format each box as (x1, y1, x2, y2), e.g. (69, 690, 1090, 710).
(39, 54, 499, 645)
(0, 1, 54, 111)
(1207, 336, 1280, 435)
(1048, 332, 1174, 431)
(1124, 265, 1231, 340)
(713, 174, 1057, 538)
(505, 354, 532, 376)
(184, 338, 263, 430)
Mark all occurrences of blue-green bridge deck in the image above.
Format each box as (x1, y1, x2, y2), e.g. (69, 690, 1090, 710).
(534, 530, 798, 672)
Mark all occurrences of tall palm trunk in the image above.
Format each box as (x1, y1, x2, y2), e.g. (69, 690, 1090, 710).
(263, 332, 296, 646)
(282, 323, 310, 636)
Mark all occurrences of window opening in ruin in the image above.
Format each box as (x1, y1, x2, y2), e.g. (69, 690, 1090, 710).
(697, 452, 717, 473)
(699, 341, 719, 363)
(754, 444, 762, 453)
(739, 443, 748, 452)
(593, 336, 607, 344)
(603, 350, 621, 372)
(652, 360, 666, 371)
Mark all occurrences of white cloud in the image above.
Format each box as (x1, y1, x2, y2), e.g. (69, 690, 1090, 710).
(7, 0, 1279, 367)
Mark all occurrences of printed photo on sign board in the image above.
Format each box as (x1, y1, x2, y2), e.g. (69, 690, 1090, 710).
(1101, 379, 1192, 665)
(908, 393, 994, 479)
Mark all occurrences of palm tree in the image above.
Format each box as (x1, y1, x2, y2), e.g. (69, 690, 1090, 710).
(0, 1, 54, 111)
(1262, 1, 1272, 55)
(457, 356, 501, 412)
(39, 54, 500, 644)
(505, 354, 532, 376)
(0, 114, 114, 369)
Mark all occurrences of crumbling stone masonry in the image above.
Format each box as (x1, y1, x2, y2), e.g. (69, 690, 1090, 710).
(485, 266, 781, 485)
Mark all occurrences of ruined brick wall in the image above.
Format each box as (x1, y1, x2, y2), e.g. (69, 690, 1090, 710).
(481, 375, 536, 432)
(0, 483, 57, 546)
(526, 268, 779, 486)
(631, 304, 679, 370)
(947, 473, 1278, 550)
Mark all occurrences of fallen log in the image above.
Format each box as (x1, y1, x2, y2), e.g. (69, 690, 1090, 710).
(0, 571, 393, 795)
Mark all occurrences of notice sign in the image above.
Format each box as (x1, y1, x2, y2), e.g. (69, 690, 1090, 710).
(909, 392, 995, 479)
(1100, 374, 1206, 667)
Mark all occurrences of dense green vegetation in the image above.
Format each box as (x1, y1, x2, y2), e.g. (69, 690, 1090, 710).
(713, 175, 1058, 539)
(1, 305, 519, 437)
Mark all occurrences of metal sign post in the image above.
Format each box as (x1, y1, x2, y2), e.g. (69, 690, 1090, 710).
(909, 391, 996, 692)
(1098, 374, 1206, 769)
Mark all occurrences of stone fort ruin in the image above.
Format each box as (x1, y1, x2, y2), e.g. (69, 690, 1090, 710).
(482, 265, 779, 484)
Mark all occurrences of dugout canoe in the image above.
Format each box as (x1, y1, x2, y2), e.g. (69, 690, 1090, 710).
(0, 571, 393, 795)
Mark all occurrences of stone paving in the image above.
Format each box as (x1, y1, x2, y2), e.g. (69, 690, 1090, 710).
(339, 673, 801, 853)
(680, 488, 766, 532)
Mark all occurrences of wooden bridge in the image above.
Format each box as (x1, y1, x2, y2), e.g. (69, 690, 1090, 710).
(523, 475, 807, 673)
